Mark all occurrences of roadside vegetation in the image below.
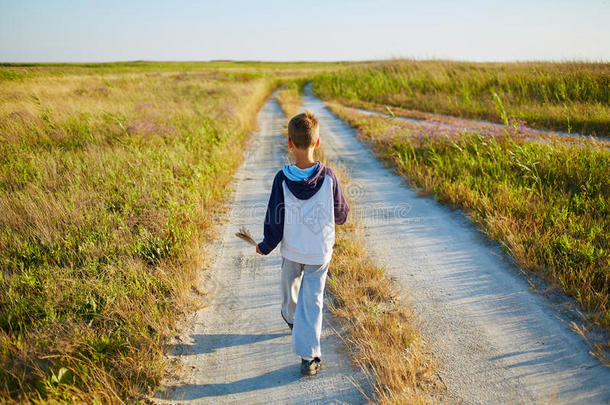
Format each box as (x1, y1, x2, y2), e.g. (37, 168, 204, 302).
(326, 103, 610, 336)
(0, 65, 281, 401)
(276, 84, 442, 403)
(313, 60, 610, 136)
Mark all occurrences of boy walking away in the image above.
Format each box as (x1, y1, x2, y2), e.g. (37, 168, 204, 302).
(256, 111, 349, 376)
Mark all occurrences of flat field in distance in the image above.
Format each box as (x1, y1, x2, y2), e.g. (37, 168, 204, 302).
(313, 60, 610, 136)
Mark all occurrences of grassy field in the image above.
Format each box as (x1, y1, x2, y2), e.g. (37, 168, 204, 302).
(275, 84, 442, 403)
(0, 64, 291, 401)
(313, 60, 610, 136)
(326, 103, 610, 337)
(2, 59, 608, 401)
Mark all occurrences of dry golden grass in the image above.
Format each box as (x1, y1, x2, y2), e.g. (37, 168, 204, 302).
(329, 169, 443, 404)
(275, 87, 442, 403)
(0, 67, 275, 402)
(276, 82, 303, 118)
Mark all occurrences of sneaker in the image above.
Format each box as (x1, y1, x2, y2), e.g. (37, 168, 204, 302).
(301, 357, 322, 376)
(281, 311, 293, 331)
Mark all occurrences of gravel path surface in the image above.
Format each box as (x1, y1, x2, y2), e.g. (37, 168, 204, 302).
(302, 85, 610, 404)
(154, 95, 370, 404)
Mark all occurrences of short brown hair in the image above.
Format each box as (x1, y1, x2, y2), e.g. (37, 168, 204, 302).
(288, 111, 319, 149)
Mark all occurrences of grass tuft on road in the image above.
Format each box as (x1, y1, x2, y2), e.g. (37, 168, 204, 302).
(276, 80, 308, 118)
(330, 170, 443, 404)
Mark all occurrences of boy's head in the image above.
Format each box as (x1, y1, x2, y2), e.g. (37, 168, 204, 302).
(288, 111, 319, 149)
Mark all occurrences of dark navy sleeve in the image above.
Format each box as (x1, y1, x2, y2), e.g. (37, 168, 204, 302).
(257, 171, 285, 254)
(327, 169, 349, 225)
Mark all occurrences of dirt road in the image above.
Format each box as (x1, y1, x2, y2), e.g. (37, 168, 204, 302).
(154, 95, 370, 404)
(156, 87, 609, 404)
(302, 85, 610, 404)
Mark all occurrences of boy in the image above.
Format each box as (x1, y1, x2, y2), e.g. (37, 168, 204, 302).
(255, 111, 349, 376)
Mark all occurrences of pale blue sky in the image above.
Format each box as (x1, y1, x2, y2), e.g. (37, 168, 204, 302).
(1, 0, 609, 62)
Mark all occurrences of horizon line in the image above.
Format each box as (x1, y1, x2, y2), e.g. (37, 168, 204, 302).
(1, 57, 609, 65)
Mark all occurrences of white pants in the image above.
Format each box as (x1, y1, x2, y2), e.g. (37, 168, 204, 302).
(280, 257, 329, 359)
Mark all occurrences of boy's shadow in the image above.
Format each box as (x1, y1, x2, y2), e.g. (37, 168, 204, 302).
(163, 365, 302, 400)
(170, 333, 286, 356)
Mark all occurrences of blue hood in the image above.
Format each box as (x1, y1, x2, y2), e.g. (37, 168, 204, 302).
(282, 162, 320, 181)
(282, 162, 326, 200)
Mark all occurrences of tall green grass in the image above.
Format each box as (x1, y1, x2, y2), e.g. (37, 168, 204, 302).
(313, 60, 610, 136)
(329, 104, 610, 331)
(0, 68, 274, 401)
